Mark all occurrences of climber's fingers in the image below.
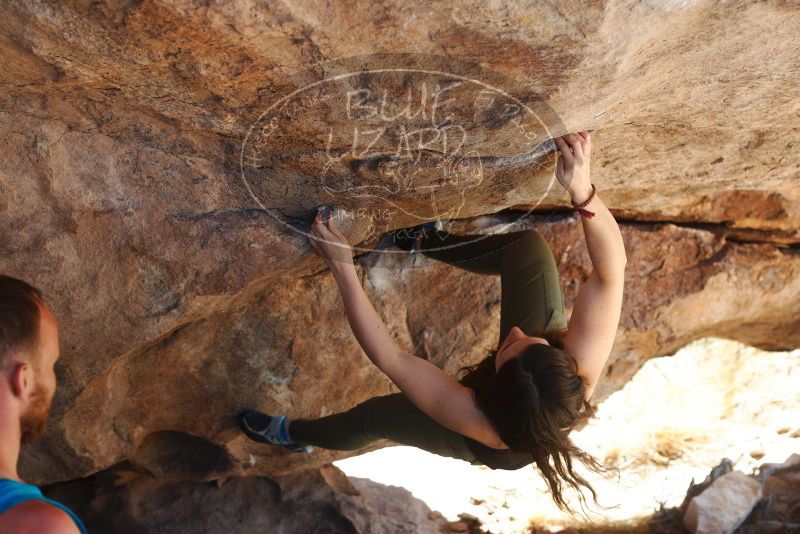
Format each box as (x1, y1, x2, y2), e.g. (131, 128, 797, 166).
(553, 136, 574, 167)
(307, 213, 354, 268)
(324, 216, 349, 244)
(312, 211, 351, 247)
(309, 223, 322, 242)
(555, 151, 565, 178)
(311, 214, 352, 259)
(308, 215, 328, 245)
(312, 214, 336, 240)
(312, 210, 328, 231)
(564, 133, 585, 164)
(575, 130, 591, 157)
(308, 225, 336, 263)
(578, 130, 592, 156)
(307, 227, 323, 253)
(575, 131, 586, 151)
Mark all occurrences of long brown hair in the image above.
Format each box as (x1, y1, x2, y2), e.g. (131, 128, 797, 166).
(456, 325, 611, 515)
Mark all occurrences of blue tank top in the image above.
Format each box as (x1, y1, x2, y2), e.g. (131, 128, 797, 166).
(0, 478, 88, 533)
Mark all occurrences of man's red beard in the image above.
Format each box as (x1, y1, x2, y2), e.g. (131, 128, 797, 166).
(20, 381, 51, 444)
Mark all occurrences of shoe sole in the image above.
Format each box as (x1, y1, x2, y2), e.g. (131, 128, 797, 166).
(238, 412, 314, 453)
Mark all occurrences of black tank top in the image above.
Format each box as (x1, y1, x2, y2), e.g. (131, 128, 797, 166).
(463, 435, 532, 470)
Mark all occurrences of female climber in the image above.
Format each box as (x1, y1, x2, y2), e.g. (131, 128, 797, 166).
(239, 130, 627, 513)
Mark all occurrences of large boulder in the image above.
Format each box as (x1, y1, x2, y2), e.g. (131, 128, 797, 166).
(683, 470, 763, 534)
(43, 462, 454, 534)
(0, 0, 797, 519)
(652, 454, 800, 534)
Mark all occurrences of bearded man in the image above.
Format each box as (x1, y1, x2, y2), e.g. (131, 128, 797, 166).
(0, 275, 87, 533)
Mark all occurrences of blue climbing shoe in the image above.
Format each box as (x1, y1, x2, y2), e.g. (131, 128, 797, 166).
(238, 410, 314, 453)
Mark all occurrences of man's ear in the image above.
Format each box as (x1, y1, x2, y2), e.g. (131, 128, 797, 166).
(9, 361, 32, 399)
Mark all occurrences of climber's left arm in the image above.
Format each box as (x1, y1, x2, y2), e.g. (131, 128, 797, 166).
(308, 211, 404, 373)
(330, 262, 403, 373)
(330, 263, 493, 444)
(308, 213, 490, 441)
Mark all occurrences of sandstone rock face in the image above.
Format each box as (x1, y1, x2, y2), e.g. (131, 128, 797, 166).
(0, 0, 797, 518)
(27, 214, 799, 485)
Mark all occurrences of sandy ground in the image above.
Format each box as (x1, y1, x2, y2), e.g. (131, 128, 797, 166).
(334, 337, 800, 532)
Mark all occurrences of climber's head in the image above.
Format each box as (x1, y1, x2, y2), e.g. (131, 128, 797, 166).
(458, 324, 608, 514)
(0, 275, 59, 444)
(490, 325, 589, 441)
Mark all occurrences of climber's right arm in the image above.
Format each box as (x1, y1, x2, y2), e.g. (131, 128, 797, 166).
(554, 132, 627, 400)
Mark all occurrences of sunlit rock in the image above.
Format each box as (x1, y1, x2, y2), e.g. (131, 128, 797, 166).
(0, 0, 798, 530)
(683, 471, 763, 534)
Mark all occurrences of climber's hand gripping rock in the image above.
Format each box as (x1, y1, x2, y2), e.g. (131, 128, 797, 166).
(308, 209, 354, 272)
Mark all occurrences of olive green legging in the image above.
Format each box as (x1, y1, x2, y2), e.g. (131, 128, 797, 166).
(288, 229, 567, 463)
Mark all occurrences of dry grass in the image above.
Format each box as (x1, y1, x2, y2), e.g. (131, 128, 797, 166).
(528, 513, 669, 533)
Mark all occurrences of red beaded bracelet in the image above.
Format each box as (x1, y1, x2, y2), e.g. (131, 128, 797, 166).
(571, 183, 596, 219)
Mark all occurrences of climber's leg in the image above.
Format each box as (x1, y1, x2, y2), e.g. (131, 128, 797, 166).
(416, 230, 533, 275)
(288, 392, 480, 464)
(417, 228, 566, 346)
(496, 229, 567, 347)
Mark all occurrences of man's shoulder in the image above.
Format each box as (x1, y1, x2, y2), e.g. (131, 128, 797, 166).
(0, 499, 81, 533)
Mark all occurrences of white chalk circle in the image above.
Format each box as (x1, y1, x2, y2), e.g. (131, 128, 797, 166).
(240, 53, 567, 256)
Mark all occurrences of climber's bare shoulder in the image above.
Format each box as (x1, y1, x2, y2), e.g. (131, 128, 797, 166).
(0, 500, 81, 534)
(562, 268, 625, 401)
